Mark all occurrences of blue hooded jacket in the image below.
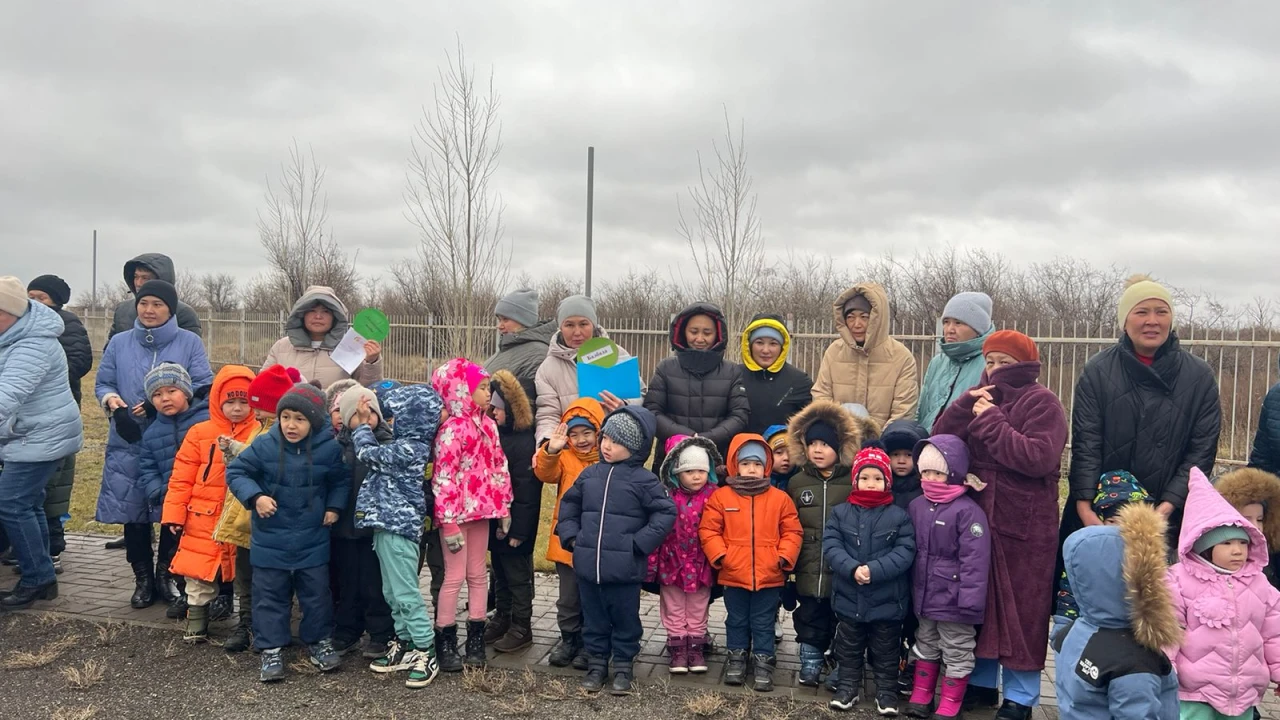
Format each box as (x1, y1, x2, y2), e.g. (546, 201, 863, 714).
(0, 300, 83, 463)
(353, 384, 444, 542)
(136, 398, 210, 509)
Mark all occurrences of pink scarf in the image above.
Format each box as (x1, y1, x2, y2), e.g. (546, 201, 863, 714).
(922, 482, 967, 504)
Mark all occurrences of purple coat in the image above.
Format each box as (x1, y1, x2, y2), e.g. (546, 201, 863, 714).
(933, 361, 1067, 672)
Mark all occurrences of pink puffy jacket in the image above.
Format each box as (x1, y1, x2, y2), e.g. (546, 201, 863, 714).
(431, 358, 513, 534)
(1167, 468, 1280, 716)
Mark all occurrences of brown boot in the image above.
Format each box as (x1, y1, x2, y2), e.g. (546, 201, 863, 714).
(493, 617, 533, 653)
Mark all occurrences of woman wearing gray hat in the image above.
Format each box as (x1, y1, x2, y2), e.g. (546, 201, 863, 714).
(916, 292, 994, 431)
(485, 288, 557, 403)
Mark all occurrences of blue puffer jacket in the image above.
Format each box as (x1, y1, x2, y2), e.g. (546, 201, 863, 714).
(557, 406, 677, 585)
(354, 384, 443, 543)
(1250, 357, 1280, 475)
(136, 400, 210, 510)
(227, 423, 350, 570)
(95, 317, 213, 524)
(916, 330, 991, 432)
(822, 500, 915, 623)
(0, 300, 83, 463)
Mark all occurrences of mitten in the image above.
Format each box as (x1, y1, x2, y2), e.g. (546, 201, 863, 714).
(112, 407, 143, 444)
(443, 525, 465, 553)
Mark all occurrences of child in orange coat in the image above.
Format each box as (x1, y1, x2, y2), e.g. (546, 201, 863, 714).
(162, 365, 261, 642)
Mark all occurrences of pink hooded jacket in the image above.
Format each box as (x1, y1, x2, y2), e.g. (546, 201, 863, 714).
(431, 358, 513, 534)
(1167, 468, 1280, 715)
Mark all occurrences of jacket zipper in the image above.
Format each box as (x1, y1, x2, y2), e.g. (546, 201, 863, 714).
(818, 479, 829, 597)
(595, 466, 615, 584)
(202, 445, 216, 483)
(1228, 577, 1239, 707)
(750, 494, 757, 591)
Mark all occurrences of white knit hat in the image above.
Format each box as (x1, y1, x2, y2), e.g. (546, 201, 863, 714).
(673, 446, 712, 474)
(0, 277, 29, 318)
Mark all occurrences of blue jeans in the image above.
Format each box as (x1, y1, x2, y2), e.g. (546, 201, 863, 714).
(0, 459, 59, 587)
(723, 586, 782, 656)
(971, 658, 1042, 706)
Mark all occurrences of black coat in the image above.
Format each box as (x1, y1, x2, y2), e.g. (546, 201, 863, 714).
(822, 501, 916, 624)
(740, 313, 814, 434)
(334, 422, 395, 540)
(107, 253, 203, 345)
(490, 425, 540, 556)
(55, 308, 92, 406)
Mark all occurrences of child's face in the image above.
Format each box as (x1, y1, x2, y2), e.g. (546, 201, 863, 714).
(253, 409, 273, 422)
(677, 469, 708, 493)
(684, 314, 718, 351)
(489, 405, 508, 427)
(807, 440, 837, 470)
(600, 435, 631, 463)
(985, 351, 1018, 375)
(921, 469, 948, 484)
(1211, 538, 1250, 572)
(771, 445, 792, 475)
(568, 426, 598, 454)
(751, 338, 782, 369)
(856, 468, 886, 492)
(330, 409, 343, 431)
(279, 409, 312, 444)
(1242, 503, 1266, 531)
(151, 386, 190, 417)
(471, 384, 492, 407)
(889, 450, 914, 477)
(738, 459, 766, 480)
(223, 398, 252, 424)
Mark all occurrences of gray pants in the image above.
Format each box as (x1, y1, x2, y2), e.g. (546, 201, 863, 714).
(912, 618, 977, 678)
(555, 562, 581, 633)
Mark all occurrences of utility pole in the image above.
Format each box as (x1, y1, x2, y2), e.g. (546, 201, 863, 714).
(91, 230, 98, 309)
(585, 146, 594, 297)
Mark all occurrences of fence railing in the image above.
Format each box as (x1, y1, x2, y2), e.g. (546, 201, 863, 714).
(75, 308, 1279, 467)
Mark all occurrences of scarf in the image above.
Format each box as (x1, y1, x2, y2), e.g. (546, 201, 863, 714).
(922, 482, 967, 504)
(847, 489, 893, 508)
(726, 474, 771, 497)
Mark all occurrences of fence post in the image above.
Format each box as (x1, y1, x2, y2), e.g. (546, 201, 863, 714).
(427, 314, 435, 370)
(238, 307, 247, 364)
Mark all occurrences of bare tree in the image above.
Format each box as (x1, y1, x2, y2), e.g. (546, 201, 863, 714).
(72, 282, 131, 310)
(196, 273, 240, 312)
(678, 110, 764, 333)
(404, 37, 510, 357)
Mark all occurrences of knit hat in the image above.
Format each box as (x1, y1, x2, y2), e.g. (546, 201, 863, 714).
(674, 446, 713, 474)
(842, 293, 872, 318)
(144, 363, 193, 400)
(324, 379, 359, 414)
(338, 386, 382, 427)
(601, 412, 646, 454)
(843, 403, 870, 419)
(763, 425, 789, 451)
(460, 361, 490, 394)
(983, 330, 1039, 363)
(880, 419, 927, 455)
(1192, 525, 1251, 556)
(852, 445, 893, 490)
(1093, 471, 1151, 521)
(735, 441, 769, 467)
(917, 443, 950, 477)
(494, 288, 539, 329)
(567, 416, 596, 432)
(248, 365, 297, 414)
(1117, 274, 1175, 326)
(26, 275, 71, 309)
(0, 277, 29, 318)
(220, 374, 252, 406)
(942, 292, 993, 335)
(135, 279, 178, 315)
(277, 382, 328, 431)
(557, 294, 599, 327)
(805, 420, 840, 450)
(748, 326, 785, 345)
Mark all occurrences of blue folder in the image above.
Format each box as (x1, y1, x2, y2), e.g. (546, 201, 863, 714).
(577, 357, 642, 400)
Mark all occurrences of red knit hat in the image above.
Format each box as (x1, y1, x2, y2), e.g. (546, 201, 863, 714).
(983, 330, 1039, 363)
(248, 365, 296, 413)
(852, 445, 893, 491)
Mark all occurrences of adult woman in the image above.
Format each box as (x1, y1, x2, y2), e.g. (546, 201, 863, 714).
(916, 292, 993, 431)
(534, 295, 639, 443)
(739, 313, 813, 435)
(933, 330, 1067, 720)
(96, 279, 213, 608)
(644, 302, 750, 470)
(0, 277, 83, 608)
(813, 282, 918, 427)
(263, 286, 382, 389)
(484, 287, 556, 402)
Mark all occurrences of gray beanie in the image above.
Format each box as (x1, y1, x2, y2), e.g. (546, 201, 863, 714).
(942, 292, 993, 335)
(338, 386, 382, 427)
(144, 363, 194, 400)
(495, 288, 539, 329)
(602, 412, 645, 454)
(557, 294, 599, 327)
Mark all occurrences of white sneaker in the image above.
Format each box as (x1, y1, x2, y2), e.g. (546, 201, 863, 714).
(775, 609, 790, 641)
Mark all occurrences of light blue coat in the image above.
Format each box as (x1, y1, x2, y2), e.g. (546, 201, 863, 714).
(915, 330, 991, 431)
(0, 300, 83, 463)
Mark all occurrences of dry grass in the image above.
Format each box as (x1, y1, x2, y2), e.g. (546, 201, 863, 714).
(460, 665, 508, 695)
(51, 706, 99, 720)
(683, 691, 728, 717)
(1, 634, 77, 670)
(38, 611, 69, 628)
(162, 638, 180, 658)
(288, 656, 319, 675)
(94, 621, 123, 647)
(61, 659, 106, 690)
(536, 675, 574, 701)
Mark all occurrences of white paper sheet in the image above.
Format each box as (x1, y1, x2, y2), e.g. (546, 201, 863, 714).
(329, 328, 368, 375)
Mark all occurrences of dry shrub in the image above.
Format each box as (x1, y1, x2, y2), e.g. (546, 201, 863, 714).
(163, 638, 180, 658)
(1, 634, 76, 670)
(683, 691, 727, 718)
(62, 660, 106, 690)
(461, 665, 507, 694)
(94, 622, 123, 647)
(495, 693, 535, 715)
(37, 611, 68, 628)
(537, 676, 574, 701)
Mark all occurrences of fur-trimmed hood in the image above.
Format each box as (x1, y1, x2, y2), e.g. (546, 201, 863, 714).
(490, 369, 533, 432)
(1213, 467, 1280, 550)
(786, 399, 879, 468)
(658, 435, 723, 490)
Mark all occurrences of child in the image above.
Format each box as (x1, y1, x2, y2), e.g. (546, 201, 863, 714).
(535, 397, 605, 669)
(879, 418, 928, 696)
(825, 445, 916, 714)
(430, 358, 513, 671)
(785, 399, 877, 687)
(135, 363, 209, 616)
(350, 384, 445, 689)
(213, 363, 295, 653)
(226, 382, 350, 683)
(326, 379, 359, 435)
(700, 434, 802, 692)
(1168, 468, 1280, 719)
(1213, 467, 1280, 591)
(485, 370, 540, 654)
(903, 435, 990, 719)
(557, 407, 676, 696)
(1053, 503, 1181, 720)
(764, 425, 795, 490)
(1056, 471, 1150, 623)
(652, 436, 723, 675)
(162, 365, 260, 642)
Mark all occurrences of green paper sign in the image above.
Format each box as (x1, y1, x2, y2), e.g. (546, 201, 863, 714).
(576, 337, 618, 368)
(353, 308, 390, 342)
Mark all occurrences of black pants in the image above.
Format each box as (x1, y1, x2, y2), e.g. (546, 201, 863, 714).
(491, 552, 535, 622)
(253, 564, 333, 650)
(125, 523, 180, 574)
(418, 528, 445, 613)
(579, 580, 642, 667)
(234, 548, 252, 614)
(793, 595, 838, 650)
(332, 536, 394, 644)
(833, 618, 902, 701)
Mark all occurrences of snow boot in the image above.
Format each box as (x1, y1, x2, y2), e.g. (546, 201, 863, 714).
(435, 625, 464, 673)
(493, 617, 532, 654)
(935, 676, 970, 719)
(903, 659, 940, 717)
(183, 603, 209, 642)
(668, 636, 689, 674)
(464, 620, 487, 667)
(129, 561, 155, 609)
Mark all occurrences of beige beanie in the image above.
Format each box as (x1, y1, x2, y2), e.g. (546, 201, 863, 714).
(1117, 274, 1174, 326)
(338, 386, 382, 427)
(0, 277, 29, 318)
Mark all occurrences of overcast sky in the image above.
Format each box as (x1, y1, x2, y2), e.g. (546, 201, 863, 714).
(4, 2, 1279, 307)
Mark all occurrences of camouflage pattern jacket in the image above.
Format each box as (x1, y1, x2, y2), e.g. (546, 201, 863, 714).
(353, 384, 444, 542)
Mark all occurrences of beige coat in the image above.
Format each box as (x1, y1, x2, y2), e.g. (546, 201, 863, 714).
(262, 286, 383, 389)
(812, 282, 919, 427)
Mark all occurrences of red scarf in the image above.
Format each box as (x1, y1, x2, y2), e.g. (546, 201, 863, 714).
(847, 489, 894, 508)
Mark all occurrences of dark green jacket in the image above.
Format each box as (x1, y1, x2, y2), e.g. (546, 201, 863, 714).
(787, 463, 852, 599)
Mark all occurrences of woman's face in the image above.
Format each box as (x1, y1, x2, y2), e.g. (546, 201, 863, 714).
(684, 314, 717, 350)
(304, 304, 335, 337)
(1124, 299, 1173, 356)
(751, 338, 782, 368)
(560, 317, 594, 349)
(27, 290, 56, 308)
(943, 318, 978, 344)
(984, 351, 1018, 375)
(845, 311, 871, 343)
(137, 297, 171, 328)
(0, 310, 18, 335)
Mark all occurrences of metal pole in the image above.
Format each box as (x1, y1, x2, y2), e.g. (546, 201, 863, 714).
(91, 229, 98, 308)
(586, 146, 594, 297)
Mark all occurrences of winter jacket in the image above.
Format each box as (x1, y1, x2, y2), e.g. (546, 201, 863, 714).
(1250, 357, 1280, 476)
(137, 398, 211, 509)
(0, 300, 83, 464)
(1167, 468, 1280, 717)
(645, 303, 750, 470)
(43, 456, 76, 521)
(1214, 467, 1280, 591)
(226, 423, 350, 570)
(534, 326, 641, 442)
(556, 406, 676, 585)
(55, 308, 92, 406)
(916, 329, 991, 432)
(1052, 504, 1181, 720)
(740, 314, 814, 435)
(212, 420, 272, 549)
(107, 253, 203, 344)
(812, 282, 919, 427)
(485, 319, 556, 405)
(824, 500, 915, 624)
(881, 419, 928, 510)
(488, 370, 540, 556)
(430, 358, 512, 532)
(353, 384, 444, 543)
(335, 421, 393, 539)
(262, 286, 383, 389)
(534, 398, 604, 566)
(785, 400, 879, 598)
(162, 365, 260, 583)
(649, 436, 723, 590)
(933, 360, 1067, 672)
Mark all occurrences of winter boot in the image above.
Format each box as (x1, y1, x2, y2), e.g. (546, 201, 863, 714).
(752, 654, 776, 693)
(260, 647, 286, 682)
(129, 561, 155, 609)
(724, 649, 748, 686)
(435, 625, 464, 673)
(667, 636, 689, 674)
(493, 617, 533, 654)
(963, 684, 999, 711)
(610, 662, 634, 696)
(224, 600, 252, 653)
(825, 659, 841, 693)
(183, 603, 210, 642)
(572, 645, 589, 670)
(308, 638, 341, 672)
(0, 580, 57, 609)
(548, 630, 581, 667)
(581, 656, 609, 693)
(994, 700, 1034, 720)
(464, 620, 487, 667)
(898, 652, 915, 696)
(903, 660, 940, 717)
(165, 595, 188, 620)
(687, 634, 708, 673)
(483, 612, 511, 644)
(829, 665, 859, 711)
(208, 593, 234, 622)
(934, 676, 970, 719)
(155, 561, 181, 605)
(797, 643, 824, 687)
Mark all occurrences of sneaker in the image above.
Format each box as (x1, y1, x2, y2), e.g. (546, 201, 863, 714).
(260, 648, 286, 682)
(363, 639, 391, 660)
(830, 688, 859, 712)
(308, 638, 341, 672)
(581, 666, 607, 693)
(332, 636, 362, 656)
(877, 694, 900, 716)
(369, 639, 411, 673)
(404, 649, 439, 688)
(610, 670, 633, 696)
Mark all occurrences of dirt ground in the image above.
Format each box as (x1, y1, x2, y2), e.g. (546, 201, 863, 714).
(0, 612, 879, 720)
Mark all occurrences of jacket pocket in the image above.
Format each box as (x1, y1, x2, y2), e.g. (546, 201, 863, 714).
(992, 482, 1035, 540)
(928, 564, 960, 607)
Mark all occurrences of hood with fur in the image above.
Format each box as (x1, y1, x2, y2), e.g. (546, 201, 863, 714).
(490, 369, 533, 432)
(659, 435, 723, 490)
(1213, 467, 1280, 550)
(284, 286, 351, 351)
(786, 399, 879, 468)
(831, 282, 892, 351)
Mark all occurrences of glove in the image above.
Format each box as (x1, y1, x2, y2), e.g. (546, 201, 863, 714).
(112, 407, 143, 444)
(143, 400, 157, 421)
(443, 526, 465, 553)
(148, 486, 165, 508)
(496, 516, 512, 539)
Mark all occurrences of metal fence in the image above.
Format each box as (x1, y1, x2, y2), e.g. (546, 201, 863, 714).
(76, 309, 1280, 466)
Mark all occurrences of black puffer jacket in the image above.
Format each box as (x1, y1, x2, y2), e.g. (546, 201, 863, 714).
(489, 370, 541, 557)
(335, 421, 395, 540)
(107, 253, 203, 345)
(55, 308, 92, 405)
(644, 302, 750, 470)
(740, 314, 814, 434)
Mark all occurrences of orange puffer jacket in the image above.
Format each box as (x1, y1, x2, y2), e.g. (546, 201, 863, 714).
(163, 365, 261, 582)
(534, 398, 605, 566)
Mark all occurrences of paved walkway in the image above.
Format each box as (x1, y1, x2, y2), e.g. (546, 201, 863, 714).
(14, 535, 1280, 718)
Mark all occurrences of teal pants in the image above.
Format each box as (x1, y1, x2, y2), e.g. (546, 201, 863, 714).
(1179, 701, 1254, 720)
(373, 531, 436, 650)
